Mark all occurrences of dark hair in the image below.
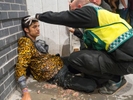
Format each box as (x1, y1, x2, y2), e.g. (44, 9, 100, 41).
(71, 0, 74, 3)
(21, 15, 38, 35)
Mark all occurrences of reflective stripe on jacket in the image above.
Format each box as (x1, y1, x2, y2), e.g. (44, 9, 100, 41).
(83, 7, 133, 52)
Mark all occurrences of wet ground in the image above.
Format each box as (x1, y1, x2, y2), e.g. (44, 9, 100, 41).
(8, 74, 133, 100)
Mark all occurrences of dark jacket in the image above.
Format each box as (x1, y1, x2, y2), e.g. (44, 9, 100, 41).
(38, 6, 99, 28)
(129, 0, 133, 10)
(100, 0, 112, 11)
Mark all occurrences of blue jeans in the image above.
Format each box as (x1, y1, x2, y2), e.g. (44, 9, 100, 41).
(129, 10, 133, 28)
(119, 8, 128, 20)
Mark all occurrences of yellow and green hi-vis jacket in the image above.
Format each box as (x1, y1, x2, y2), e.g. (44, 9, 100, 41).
(83, 6, 133, 53)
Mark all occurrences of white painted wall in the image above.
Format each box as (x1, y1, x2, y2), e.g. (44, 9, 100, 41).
(26, 0, 72, 56)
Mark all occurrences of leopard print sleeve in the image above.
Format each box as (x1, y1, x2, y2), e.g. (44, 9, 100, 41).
(15, 37, 34, 80)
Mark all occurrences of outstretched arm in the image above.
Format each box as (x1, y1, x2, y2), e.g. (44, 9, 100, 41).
(15, 38, 33, 100)
(25, 6, 99, 28)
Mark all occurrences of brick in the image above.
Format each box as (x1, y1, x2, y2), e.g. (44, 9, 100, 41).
(10, 73, 15, 82)
(0, 3, 2, 10)
(0, 68, 4, 81)
(0, 21, 2, 28)
(2, 20, 13, 28)
(7, 50, 17, 60)
(19, 11, 26, 17)
(5, 81, 17, 100)
(4, 75, 15, 88)
(6, 35, 16, 44)
(0, 86, 11, 100)
(11, 4, 20, 10)
(14, 56, 18, 64)
(25, 11, 28, 16)
(11, 42, 17, 49)
(0, 39, 6, 49)
(0, 47, 11, 57)
(9, 66, 15, 75)
(15, 49, 17, 55)
(4, 78, 10, 89)
(20, 5, 27, 11)
(0, 3, 10, 10)
(0, 12, 8, 20)
(0, 85, 4, 95)
(13, 19, 20, 25)
(23, 0, 26, 4)
(3, 60, 15, 74)
(0, 71, 8, 85)
(15, 0, 23, 4)
(10, 80, 17, 89)
(0, 56, 6, 67)
(0, 30, 1, 36)
(5, 0, 14, 3)
(9, 26, 18, 34)
(0, 0, 5, 2)
(18, 25, 22, 31)
(0, 94, 4, 100)
(0, 28, 9, 38)
(17, 31, 24, 39)
(8, 12, 18, 19)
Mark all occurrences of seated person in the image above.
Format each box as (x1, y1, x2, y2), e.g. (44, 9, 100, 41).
(15, 16, 102, 100)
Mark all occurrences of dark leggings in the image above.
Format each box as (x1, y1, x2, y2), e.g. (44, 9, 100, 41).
(48, 65, 97, 93)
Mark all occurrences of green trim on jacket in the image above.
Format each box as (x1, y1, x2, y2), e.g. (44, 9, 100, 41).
(83, 5, 132, 52)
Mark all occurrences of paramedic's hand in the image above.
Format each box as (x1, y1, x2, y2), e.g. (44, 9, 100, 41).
(21, 88, 31, 100)
(25, 15, 37, 25)
(68, 28, 75, 33)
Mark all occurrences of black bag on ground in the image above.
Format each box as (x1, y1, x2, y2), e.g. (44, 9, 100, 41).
(34, 39, 49, 54)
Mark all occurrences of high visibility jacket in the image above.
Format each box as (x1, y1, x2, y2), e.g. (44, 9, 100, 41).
(83, 6, 133, 52)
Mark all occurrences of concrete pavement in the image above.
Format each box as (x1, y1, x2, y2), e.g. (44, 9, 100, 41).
(8, 74, 133, 100)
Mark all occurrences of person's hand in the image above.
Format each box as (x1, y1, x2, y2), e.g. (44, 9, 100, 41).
(124, 6, 127, 10)
(24, 15, 37, 25)
(68, 28, 75, 33)
(21, 92, 31, 100)
(21, 88, 31, 100)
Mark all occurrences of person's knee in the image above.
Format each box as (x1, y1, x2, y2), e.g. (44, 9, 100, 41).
(69, 52, 101, 71)
(69, 76, 97, 93)
(69, 52, 86, 63)
(69, 52, 79, 61)
(85, 85, 96, 93)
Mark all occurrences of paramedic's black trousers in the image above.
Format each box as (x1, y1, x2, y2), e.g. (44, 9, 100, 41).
(68, 49, 133, 84)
